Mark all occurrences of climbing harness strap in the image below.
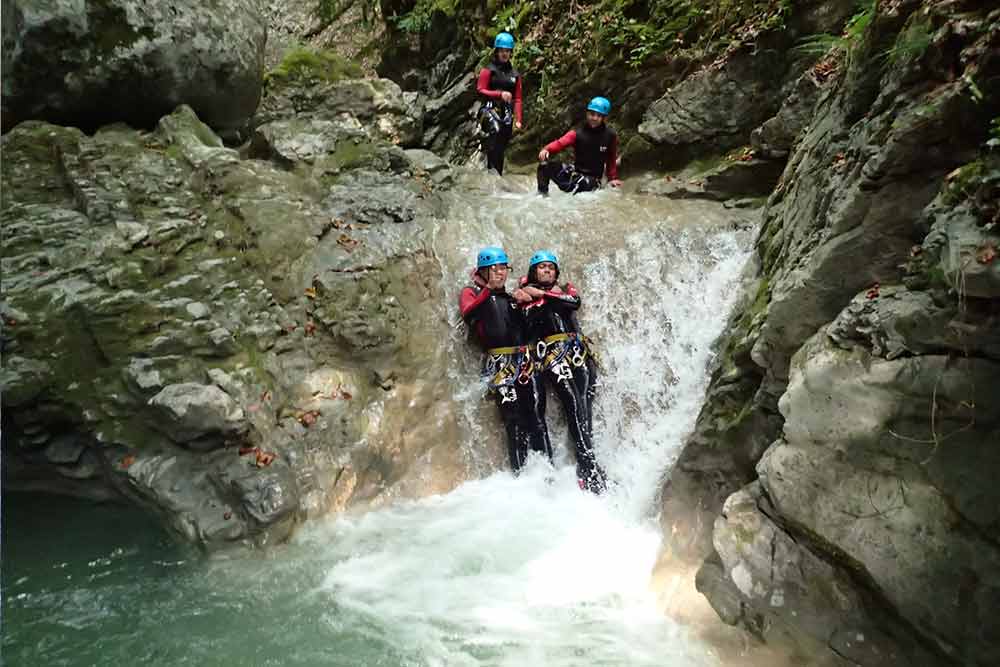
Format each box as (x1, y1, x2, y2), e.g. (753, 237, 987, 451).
(529, 332, 602, 372)
(483, 346, 535, 393)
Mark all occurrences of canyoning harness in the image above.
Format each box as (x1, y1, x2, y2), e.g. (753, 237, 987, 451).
(482, 345, 535, 403)
(482, 333, 598, 397)
(551, 163, 600, 193)
(478, 100, 514, 138)
(531, 332, 597, 374)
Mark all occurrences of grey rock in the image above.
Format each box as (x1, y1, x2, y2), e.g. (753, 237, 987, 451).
(751, 70, 825, 159)
(258, 76, 422, 147)
(403, 148, 454, 185)
(640, 54, 780, 150)
(0, 356, 53, 407)
(44, 434, 86, 465)
(660, 3, 1000, 663)
(115, 221, 149, 248)
(637, 178, 717, 200)
(208, 327, 236, 349)
(701, 159, 785, 200)
(763, 332, 1000, 663)
(148, 383, 246, 444)
(708, 482, 932, 666)
(923, 207, 1000, 299)
(213, 457, 300, 528)
(2, 0, 267, 133)
(125, 357, 164, 393)
(185, 302, 211, 320)
(828, 286, 1000, 361)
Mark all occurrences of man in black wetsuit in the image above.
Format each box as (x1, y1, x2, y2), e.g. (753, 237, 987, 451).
(536, 96, 623, 196)
(518, 250, 608, 493)
(459, 246, 552, 472)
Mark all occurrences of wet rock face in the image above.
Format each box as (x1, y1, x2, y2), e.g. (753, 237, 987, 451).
(1, 82, 463, 550)
(638, 0, 856, 157)
(1, 0, 267, 133)
(659, 0, 1000, 663)
(749, 333, 1000, 664)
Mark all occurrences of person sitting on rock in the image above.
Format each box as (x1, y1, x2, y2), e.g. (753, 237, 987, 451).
(518, 250, 608, 493)
(476, 32, 524, 176)
(536, 96, 623, 196)
(459, 246, 552, 472)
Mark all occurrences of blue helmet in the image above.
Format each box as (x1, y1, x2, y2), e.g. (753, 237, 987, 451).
(529, 250, 559, 269)
(587, 96, 611, 115)
(477, 246, 510, 269)
(494, 32, 515, 50)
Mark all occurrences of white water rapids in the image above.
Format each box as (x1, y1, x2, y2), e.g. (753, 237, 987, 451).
(3, 171, 755, 666)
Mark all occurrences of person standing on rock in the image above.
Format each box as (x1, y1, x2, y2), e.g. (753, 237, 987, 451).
(517, 250, 608, 493)
(476, 32, 524, 175)
(536, 96, 623, 195)
(459, 246, 552, 472)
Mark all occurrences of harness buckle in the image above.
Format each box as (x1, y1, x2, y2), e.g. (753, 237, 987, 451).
(535, 340, 548, 359)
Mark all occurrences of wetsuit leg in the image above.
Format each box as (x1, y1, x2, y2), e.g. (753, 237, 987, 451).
(573, 176, 600, 194)
(496, 393, 529, 471)
(518, 371, 553, 462)
(547, 357, 607, 493)
(487, 123, 512, 175)
(550, 165, 592, 194)
(536, 162, 567, 194)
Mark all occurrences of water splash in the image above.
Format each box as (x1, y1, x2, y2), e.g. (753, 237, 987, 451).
(2, 170, 755, 666)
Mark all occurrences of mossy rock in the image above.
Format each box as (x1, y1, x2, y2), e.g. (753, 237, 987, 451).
(265, 47, 364, 88)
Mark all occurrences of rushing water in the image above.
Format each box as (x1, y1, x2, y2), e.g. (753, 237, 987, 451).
(2, 171, 754, 666)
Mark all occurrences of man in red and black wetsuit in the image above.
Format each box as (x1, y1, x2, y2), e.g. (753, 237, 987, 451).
(536, 96, 623, 196)
(518, 250, 608, 493)
(459, 246, 551, 472)
(476, 32, 524, 176)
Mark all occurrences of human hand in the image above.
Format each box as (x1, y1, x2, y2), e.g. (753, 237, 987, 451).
(538, 149, 549, 162)
(500, 91, 512, 103)
(515, 121, 522, 131)
(512, 288, 532, 303)
(609, 179, 623, 188)
(523, 286, 545, 298)
(548, 285, 563, 294)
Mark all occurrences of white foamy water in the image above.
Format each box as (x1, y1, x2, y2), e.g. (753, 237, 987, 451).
(293, 172, 755, 665)
(3, 171, 754, 666)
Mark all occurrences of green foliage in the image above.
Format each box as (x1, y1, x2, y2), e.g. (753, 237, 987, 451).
(592, 0, 792, 69)
(316, 0, 381, 24)
(393, 0, 459, 33)
(792, 0, 875, 65)
(490, 0, 536, 34)
(266, 47, 364, 85)
(988, 117, 1000, 150)
(882, 13, 932, 65)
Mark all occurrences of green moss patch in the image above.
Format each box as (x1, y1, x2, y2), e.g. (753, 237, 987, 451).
(265, 47, 364, 86)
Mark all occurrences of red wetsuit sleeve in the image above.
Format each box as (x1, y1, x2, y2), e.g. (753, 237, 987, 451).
(514, 78, 523, 125)
(544, 130, 577, 156)
(546, 283, 581, 309)
(605, 133, 619, 181)
(476, 69, 503, 100)
(459, 286, 490, 320)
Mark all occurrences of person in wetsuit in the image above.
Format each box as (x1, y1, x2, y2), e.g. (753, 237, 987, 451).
(536, 96, 622, 196)
(459, 246, 552, 472)
(518, 250, 608, 493)
(476, 32, 524, 175)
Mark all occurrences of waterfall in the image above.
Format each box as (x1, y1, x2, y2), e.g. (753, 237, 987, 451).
(2, 171, 754, 666)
